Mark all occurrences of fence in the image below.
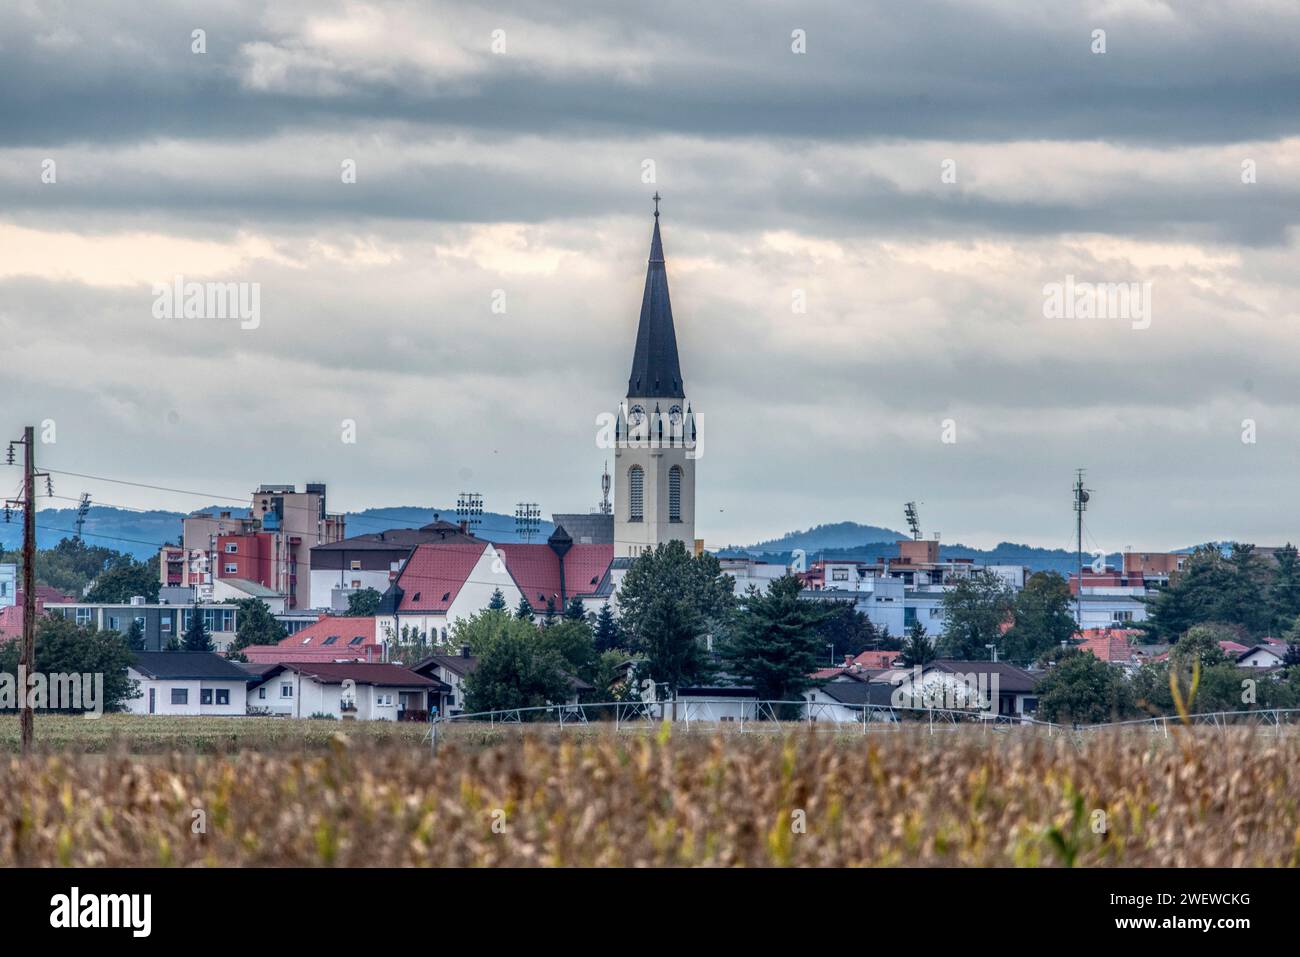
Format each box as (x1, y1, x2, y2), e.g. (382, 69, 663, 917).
(424, 700, 1300, 751)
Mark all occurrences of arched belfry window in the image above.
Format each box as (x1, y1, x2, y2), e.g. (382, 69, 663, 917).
(628, 466, 644, 522)
(669, 466, 682, 522)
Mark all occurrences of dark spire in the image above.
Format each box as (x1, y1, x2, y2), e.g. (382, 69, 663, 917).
(627, 200, 684, 398)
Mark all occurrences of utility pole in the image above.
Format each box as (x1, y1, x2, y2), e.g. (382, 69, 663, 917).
(6, 427, 49, 757)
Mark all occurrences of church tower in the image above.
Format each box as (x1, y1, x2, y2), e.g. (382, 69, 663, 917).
(614, 196, 697, 558)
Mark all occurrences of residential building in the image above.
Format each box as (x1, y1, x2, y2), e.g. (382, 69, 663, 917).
(242, 615, 382, 665)
(376, 527, 613, 640)
(125, 651, 254, 716)
(412, 649, 478, 716)
(884, 660, 1040, 721)
(308, 519, 479, 611)
(244, 661, 442, 720)
(161, 482, 345, 611)
(0, 563, 14, 607)
(45, 599, 240, 652)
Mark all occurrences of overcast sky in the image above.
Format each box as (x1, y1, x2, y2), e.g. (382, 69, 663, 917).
(3, 0, 1299, 552)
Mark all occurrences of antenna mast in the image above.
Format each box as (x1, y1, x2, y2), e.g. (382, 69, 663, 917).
(1073, 470, 1090, 629)
(599, 462, 611, 515)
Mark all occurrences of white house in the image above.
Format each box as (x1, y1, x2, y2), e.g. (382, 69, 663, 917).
(1238, 644, 1286, 669)
(804, 677, 899, 724)
(245, 661, 440, 721)
(885, 660, 1040, 721)
(126, 651, 252, 716)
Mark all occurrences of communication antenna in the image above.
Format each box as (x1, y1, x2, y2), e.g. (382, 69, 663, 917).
(74, 493, 92, 540)
(599, 462, 612, 515)
(1073, 469, 1090, 628)
(515, 503, 541, 544)
(904, 501, 922, 541)
(456, 492, 483, 535)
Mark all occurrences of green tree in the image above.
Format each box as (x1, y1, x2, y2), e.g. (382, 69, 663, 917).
(631, 594, 711, 695)
(124, 619, 146, 652)
(720, 576, 831, 707)
(0, 615, 137, 712)
(899, 620, 936, 667)
(543, 596, 558, 625)
(815, 600, 883, 661)
(84, 555, 161, 603)
(538, 618, 598, 684)
(488, 588, 508, 611)
(344, 587, 383, 616)
(616, 541, 736, 640)
(181, 610, 213, 652)
(564, 596, 587, 621)
(515, 596, 535, 620)
(939, 569, 1014, 660)
(1002, 571, 1076, 664)
(463, 624, 570, 716)
(230, 598, 287, 651)
(1269, 544, 1300, 634)
(593, 602, 623, 653)
(1035, 651, 1135, 724)
(1170, 622, 1231, 669)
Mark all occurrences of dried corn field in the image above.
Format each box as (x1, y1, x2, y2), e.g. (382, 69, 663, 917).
(2, 723, 1297, 866)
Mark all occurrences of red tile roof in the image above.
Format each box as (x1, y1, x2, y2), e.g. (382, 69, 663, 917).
(243, 616, 381, 664)
(1077, 633, 1136, 664)
(395, 543, 488, 612)
(852, 650, 902, 670)
(499, 543, 613, 606)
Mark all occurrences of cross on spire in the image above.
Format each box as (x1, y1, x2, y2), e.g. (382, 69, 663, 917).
(652, 191, 661, 217)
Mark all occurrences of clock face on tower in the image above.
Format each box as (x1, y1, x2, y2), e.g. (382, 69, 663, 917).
(668, 405, 683, 425)
(628, 404, 646, 426)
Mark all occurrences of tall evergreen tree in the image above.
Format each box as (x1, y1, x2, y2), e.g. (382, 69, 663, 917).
(564, 596, 587, 621)
(899, 620, 936, 667)
(230, 598, 287, 650)
(488, 588, 508, 611)
(1269, 544, 1300, 634)
(721, 576, 830, 707)
(515, 596, 535, 620)
(124, 619, 146, 652)
(593, 603, 623, 653)
(181, 609, 214, 652)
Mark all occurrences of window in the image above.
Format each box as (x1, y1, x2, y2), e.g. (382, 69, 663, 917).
(224, 563, 238, 575)
(832, 568, 849, 582)
(350, 560, 362, 571)
(258, 687, 267, 700)
(225, 543, 238, 554)
(203, 609, 234, 632)
(171, 688, 188, 705)
(322, 636, 339, 645)
(628, 466, 644, 521)
(134, 616, 145, 633)
(348, 636, 365, 646)
(75, 608, 92, 626)
(1112, 610, 1134, 623)
(668, 466, 682, 522)
(160, 616, 172, 634)
(216, 689, 229, 706)
(200, 689, 213, 705)
(108, 616, 121, 631)
(280, 683, 294, 698)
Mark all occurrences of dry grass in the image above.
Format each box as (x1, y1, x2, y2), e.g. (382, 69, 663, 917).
(2, 721, 1298, 866)
(0, 714, 429, 753)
